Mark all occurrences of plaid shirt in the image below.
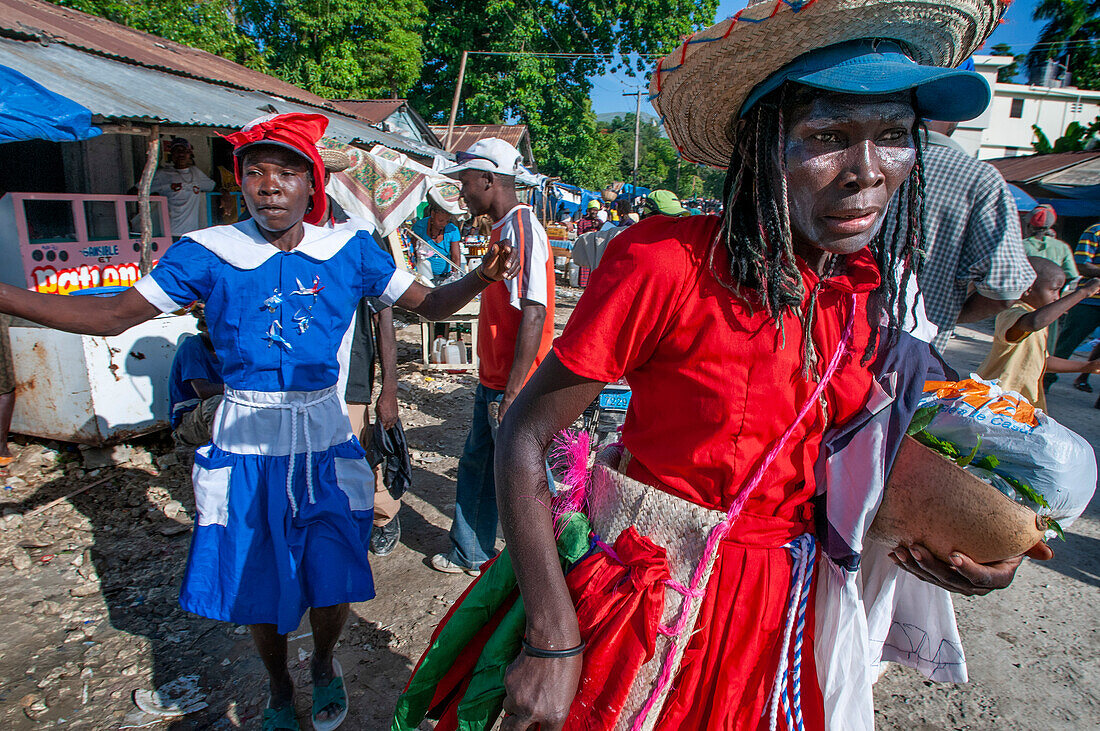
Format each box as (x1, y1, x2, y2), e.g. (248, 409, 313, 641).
(1073, 223, 1100, 306)
(905, 133, 1033, 347)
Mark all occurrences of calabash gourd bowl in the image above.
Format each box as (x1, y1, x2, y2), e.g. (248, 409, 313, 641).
(867, 436, 1047, 564)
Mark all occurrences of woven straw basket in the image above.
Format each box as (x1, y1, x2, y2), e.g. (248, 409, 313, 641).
(586, 448, 725, 731)
(649, 0, 1004, 168)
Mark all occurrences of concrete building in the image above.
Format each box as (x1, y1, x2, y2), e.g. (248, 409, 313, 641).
(957, 56, 1100, 160)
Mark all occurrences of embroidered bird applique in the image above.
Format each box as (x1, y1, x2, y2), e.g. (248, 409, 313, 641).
(261, 288, 283, 312)
(292, 309, 312, 335)
(263, 321, 293, 350)
(293, 276, 324, 297)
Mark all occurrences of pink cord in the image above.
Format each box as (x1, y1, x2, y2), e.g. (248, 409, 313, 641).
(629, 293, 857, 731)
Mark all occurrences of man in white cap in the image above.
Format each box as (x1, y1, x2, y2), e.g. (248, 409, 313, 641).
(151, 137, 216, 238)
(431, 138, 556, 575)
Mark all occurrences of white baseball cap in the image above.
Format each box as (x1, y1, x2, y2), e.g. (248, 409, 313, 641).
(441, 137, 525, 177)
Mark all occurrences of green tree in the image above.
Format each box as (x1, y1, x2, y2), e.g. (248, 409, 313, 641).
(56, 0, 264, 68)
(990, 42, 1025, 82)
(54, 0, 426, 98)
(239, 0, 426, 97)
(411, 0, 720, 185)
(599, 113, 677, 188)
(1032, 117, 1100, 152)
(1027, 0, 1100, 89)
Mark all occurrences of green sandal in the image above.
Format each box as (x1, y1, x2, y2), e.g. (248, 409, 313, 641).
(311, 658, 348, 731)
(262, 703, 300, 731)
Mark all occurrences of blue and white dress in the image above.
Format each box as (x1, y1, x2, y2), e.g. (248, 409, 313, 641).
(134, 219, 415, 634)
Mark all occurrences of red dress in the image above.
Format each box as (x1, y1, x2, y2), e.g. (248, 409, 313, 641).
(552, 215, 879, 730)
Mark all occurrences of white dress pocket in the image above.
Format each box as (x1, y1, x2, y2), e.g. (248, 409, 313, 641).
(191, 445, 231, 527)
(333, 456, 375, 512)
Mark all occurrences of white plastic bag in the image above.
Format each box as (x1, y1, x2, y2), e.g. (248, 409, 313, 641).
(917, 375, 1096, 528)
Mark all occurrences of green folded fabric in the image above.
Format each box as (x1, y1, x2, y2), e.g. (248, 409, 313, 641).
(392, 513, 592, 731)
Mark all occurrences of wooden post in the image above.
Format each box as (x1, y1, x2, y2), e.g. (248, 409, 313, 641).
(138, 124, 160, 275)
(445, 51, 469, 151)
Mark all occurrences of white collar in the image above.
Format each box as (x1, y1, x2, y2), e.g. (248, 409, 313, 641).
(184, 219, 359, 269)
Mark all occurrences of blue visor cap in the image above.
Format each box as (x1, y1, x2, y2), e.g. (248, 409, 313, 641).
(741, 40, 991, 121)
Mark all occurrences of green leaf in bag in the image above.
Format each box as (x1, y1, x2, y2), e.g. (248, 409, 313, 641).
(906, 405, 941, 436)
(955, 436, 983, 468)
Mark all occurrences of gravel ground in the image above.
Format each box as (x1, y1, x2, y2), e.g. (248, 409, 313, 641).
(0, 291, 1094, 730)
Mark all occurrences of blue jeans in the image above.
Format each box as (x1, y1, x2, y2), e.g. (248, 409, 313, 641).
(448, 385, 553, 569)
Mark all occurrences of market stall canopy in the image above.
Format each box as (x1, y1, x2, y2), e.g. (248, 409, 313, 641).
(0, 63, 100, 142)
(326, 143, 466, 237)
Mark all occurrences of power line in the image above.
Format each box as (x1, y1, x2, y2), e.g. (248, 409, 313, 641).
(463, 50, 665, 58)
(987, 38, 1100, 51)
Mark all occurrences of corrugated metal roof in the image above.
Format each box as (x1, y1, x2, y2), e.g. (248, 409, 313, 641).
(336, 99, 406, 123)
(0, 36, 449, 158)
(986, 152, 1100, 184)
(429, 124, 531, 154)
(0, 0, 339, 111)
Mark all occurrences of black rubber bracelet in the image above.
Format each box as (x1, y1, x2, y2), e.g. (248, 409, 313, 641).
(521, 638, 586, 659)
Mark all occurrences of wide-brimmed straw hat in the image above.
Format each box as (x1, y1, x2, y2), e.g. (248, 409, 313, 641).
(649, 0, 1006, 168)
(318, 147, 352, 173)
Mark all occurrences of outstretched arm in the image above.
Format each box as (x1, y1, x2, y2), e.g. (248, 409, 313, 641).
(1006, 279, 1100, 341)
(0, 284, 160, 337)
(1046, 355, 1100, 374)
(496, 353, 606, 731)
(396, 241, 519, 321)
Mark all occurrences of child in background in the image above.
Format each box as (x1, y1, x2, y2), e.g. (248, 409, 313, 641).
(168, 304, 223, 448)
(978, 256, 1100, 411)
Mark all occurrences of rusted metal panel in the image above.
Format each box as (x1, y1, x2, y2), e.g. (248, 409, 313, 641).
(9, 315, 197, 445)
(337, 100, 407, 123)
(0, 0, 450, 158)
(987, 151, 1100, 184)
(428, 123, 535, 168)
(0, 0, 332, 109)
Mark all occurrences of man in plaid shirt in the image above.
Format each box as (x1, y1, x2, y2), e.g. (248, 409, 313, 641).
(907, 123, 1034, 351)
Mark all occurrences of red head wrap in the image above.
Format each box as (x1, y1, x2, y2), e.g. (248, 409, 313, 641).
(224, 113, 329, 226)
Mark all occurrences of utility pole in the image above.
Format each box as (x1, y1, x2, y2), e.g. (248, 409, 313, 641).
(623, 89, 642, 206)
(445, 50, 469, 151)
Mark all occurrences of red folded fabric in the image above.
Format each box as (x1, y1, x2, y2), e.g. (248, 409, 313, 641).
(564, 527, 670, 729)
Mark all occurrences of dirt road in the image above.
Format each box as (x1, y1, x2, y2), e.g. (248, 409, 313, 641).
(0, 292, 1095, 729)
(872, 324, 1100, 730)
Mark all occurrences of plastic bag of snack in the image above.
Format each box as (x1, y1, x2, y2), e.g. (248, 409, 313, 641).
(908, 376, 1096, 537)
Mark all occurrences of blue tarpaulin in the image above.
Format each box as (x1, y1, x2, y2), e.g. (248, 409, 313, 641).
(1037, 198, 1100, 218)
(0, 64, 101, 143)
(1008, 184, 1037, 213)
(543, 182, 654, 220)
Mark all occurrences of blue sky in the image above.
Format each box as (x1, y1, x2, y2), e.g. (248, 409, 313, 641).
(590, 0, 1046, 116)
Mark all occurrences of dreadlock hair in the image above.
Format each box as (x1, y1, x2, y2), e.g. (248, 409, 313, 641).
(712, 83, 927, 374)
